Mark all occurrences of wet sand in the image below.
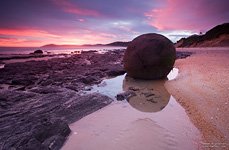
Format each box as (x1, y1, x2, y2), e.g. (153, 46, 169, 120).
(165, 48, 229, 148)
(62, 48, 229, 150)
(2, 47, 227, 149)
(62, 69, 202, 150)
(63, 99, 201, 150)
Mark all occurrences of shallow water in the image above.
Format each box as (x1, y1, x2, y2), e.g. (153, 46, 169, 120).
(62, 69, 202, 150)
(0, 46, 125, 55)
(0, 48, 124, 65)
(2, 55, 70, 64)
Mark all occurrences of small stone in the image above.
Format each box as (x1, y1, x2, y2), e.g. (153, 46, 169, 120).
(42, 135, 66, 150)
(84, 86, 92, 91)
(142, 92, 155, 97)
(33, 49, 43, 54)
(116, 91, 136, 101)
(147, 99, 157, 103)
(128, 87, 139, 91)
(97, 81, 107, 87)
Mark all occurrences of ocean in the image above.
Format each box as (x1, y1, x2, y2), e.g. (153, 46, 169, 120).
(0, 46, 126, 55)
(0, 46, 126, 66)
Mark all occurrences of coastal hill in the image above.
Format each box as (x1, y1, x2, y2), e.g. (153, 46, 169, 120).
(41, 44, 92, 48)
(175, 23, 229, 47)
(41, 41, 130, 48)
(106, 41, 130, 47)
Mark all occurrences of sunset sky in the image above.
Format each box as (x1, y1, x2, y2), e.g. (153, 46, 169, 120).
(0, 0, 228, 47)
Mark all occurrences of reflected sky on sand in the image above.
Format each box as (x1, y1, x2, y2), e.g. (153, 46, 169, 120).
(89, 68, 179, 112)
(123, 76, 170, 112)
(62, 68, 202, 150)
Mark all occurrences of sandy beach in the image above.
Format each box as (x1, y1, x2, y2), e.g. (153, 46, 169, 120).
(62, 68, 202, 150)
(0, 0, 228, 149)
(165, 48, 229, 148)
(1, 47, 229, 149)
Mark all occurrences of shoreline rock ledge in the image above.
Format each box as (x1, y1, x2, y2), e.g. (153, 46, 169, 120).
(124, 33, 176, 80)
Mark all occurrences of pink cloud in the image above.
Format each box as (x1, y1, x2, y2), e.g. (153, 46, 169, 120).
(78, 18, 85, 22)
(145, 0, 228, 32)
(0, 37, 48, 47)
(52, 0, 100, 16)
(0, 27, 117, 47)
(57, 30, 117, 45)
(0, 28, 61, 38)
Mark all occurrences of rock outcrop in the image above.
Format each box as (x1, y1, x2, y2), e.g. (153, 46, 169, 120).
(0, 50, 125, 150)
(34, 50, 43, 54)
(175, 23, 229, 47)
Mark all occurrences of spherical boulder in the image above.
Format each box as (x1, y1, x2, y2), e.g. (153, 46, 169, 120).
(124, 33, 176, 79)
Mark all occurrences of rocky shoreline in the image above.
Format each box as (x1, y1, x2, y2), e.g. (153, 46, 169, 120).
(0, 53, 57, 61)
(0, 49, 192, 150)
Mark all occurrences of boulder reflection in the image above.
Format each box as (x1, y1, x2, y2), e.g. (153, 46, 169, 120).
(123, 75, 170, 113)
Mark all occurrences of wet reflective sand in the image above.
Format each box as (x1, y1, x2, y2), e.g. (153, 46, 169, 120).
(123, 76, 170, 112)
(62, 69, 202, 150)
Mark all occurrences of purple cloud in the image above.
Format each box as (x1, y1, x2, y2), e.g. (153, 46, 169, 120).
(0, 0, 228, 46)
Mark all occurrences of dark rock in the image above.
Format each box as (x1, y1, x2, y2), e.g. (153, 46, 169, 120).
(19, 138, 48, 150)
(81, 50, 97, 53)
(2, 133, 48, 150)
(0, 49, 125, 90)
(116, 91, 136, 101)
(78, 75, 99, 84)
(64, 85, 80, 91)
(0, 49, 125, 149)
(34, 50, 43, 54)
(11, 76, 37, 86)
(84, 86, 92, 91)
(29, 87, 62, 94)
(105, 65, 126, 76)
(128, 87, 139, 91)
(143, 91, 155, 97)
(0, 90, 36, 109)
(42, 135, 66, 150)
(56, 93, 113, 123)
(176, 51, 193, 59)
(124, 33, 176, 79)
(0, 89, 113, 149)
(2, 120, 69, 150)
(32, 120, 70, 143)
